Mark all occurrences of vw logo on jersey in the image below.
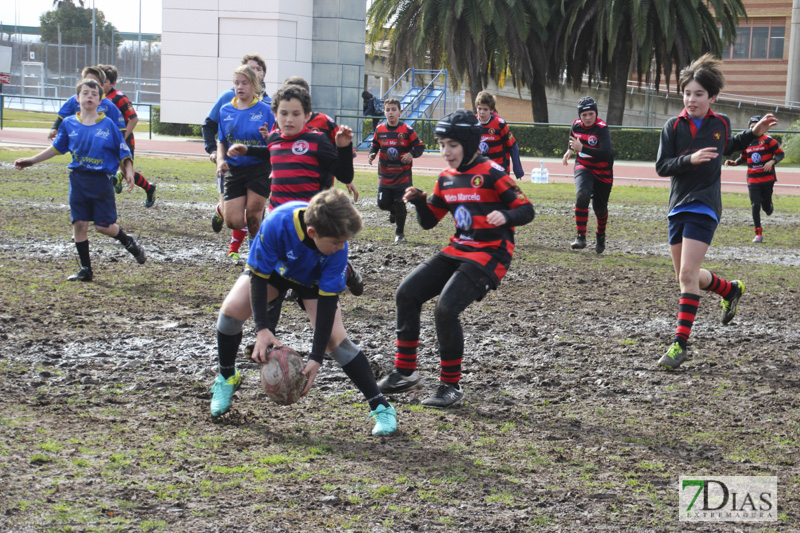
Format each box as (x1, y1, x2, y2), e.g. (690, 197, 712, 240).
(479, 141, 489, 154)
(387, 147, 399, 161)
(292, 140, 310, 155)
(587, 135, 598, 146)
(751, 152, 762, 164)
(454, 205, 473, 230)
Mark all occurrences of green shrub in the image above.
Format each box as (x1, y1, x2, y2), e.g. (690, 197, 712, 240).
(513, 125, 662, 161)
(150, 106, 202, 137)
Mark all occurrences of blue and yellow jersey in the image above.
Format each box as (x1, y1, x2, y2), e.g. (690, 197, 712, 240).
(217, 97, 276, 167)
(52, 114, 132, 175)
(208, 89, 272, 124)
(56, 95, 126, 132)
(246, 201, 348, 295)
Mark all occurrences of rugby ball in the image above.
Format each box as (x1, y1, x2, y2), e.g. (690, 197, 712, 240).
(260, 346, 306, 405)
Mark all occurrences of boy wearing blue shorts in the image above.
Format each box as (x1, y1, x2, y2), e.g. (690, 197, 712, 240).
(16, 78, 146, 281)
(655, 54, 777, 370)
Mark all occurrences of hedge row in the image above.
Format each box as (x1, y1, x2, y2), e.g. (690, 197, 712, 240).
(151, 106, 202, 137)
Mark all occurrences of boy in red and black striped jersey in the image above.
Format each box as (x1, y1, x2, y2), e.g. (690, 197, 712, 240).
(368, 98, 425, 243)
(99, 65, 158, 208)
(562, 96, 614, 253)
(725, 115, 784, 243)
(377, 110, 534, 408)
(475, 91, 519, 175)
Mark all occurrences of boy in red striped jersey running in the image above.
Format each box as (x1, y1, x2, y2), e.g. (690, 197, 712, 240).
(562, 96, 614, 253)
(475, 91, 518, 175)
(724, 115, 784, 243)
(377, 110, 534, 408)
(368, 98, 425, 243)
(100, 64, 158, 208)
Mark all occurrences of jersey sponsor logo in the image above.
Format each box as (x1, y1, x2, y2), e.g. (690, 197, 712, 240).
(387, 147, 399, 161)
(68, 130, 78, 137)
(286, 250, 297, 261)
(587, 135, 598, 146)
(383, 139, 398, 146)
(250, 111, 263, 121)
(454, 205, 473, 230)
(471, 175, 484, 188)
(751, 152, 762, 164)
(479, 141, 489, 154)
(445, 192, 481, 203)
(713, 130, 722, 141)
(490, 162, 504, 172)
(95, 128, 110, 139)
(223, 115, 234, 121)
(292, 140, 310, 155)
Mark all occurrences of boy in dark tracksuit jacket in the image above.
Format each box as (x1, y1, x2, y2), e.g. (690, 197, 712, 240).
(724, 115, 784, 242)
(562, 96, 613, 254)
(655, 54, 778, 370)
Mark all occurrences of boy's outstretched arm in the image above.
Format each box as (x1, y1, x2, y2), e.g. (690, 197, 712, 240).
(15, 147, 58, 169)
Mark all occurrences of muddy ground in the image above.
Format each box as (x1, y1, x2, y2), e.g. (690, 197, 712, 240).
(1, 152, 799, 532)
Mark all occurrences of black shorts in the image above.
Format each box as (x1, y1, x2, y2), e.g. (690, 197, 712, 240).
(377, 186, 407, 210)
(224, 163, 270, 200)
(266, 272, 321, 301)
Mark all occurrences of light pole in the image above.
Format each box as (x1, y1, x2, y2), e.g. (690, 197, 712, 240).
(137, 0, 142, 100)
(91, 0, 96, 65)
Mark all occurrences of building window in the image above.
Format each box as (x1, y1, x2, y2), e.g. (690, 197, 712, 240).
(721, 24, 785, 60)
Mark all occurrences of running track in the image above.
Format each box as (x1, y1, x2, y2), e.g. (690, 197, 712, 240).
(3, 127, 799, 195)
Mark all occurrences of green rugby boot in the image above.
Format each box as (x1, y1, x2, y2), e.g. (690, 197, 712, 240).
(658, 342, 687, 371)
(721, 280, 745, 325)
(210, 369, 242, 417)
(369, 404, 397, 436)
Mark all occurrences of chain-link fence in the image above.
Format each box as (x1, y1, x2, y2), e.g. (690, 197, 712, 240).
(1, 37, 161, 106)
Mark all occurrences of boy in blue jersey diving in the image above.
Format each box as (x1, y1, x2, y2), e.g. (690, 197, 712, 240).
(15, 78, 146, 282)
(210, 188, 397, 436)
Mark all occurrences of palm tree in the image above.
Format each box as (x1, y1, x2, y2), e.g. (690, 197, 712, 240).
(52, 0, 85, 7)
(556, 0, 746, 124)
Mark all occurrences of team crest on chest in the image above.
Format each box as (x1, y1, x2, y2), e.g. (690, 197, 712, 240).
(488, 128, 495, 135)
(398, 133, 405, 140)
(471, 175, 484, 188)
(587, 135, 598, 146)
(292, 140, 310, 155)
(713, 131, 722, 141)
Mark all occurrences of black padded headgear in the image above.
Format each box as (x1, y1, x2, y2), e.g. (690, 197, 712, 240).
(748, 115, 762, 126)
(577, 96, 598, 116)
(435, 110, 482, 168)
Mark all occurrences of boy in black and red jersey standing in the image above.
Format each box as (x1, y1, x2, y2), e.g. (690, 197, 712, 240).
(368, 98, 425, 243)
(377, 110, 534, 408)
(100, 64, 158, 208)
(562, 96, 614, 253)
(724, 115, 784, 243)
(475, 91, 519, 175)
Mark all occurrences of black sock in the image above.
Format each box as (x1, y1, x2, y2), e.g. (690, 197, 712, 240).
(113, 228, 132, 246)
(75, 240, 91, 269)
(341, 351, 390, 411)
(217, 330, 242, 378)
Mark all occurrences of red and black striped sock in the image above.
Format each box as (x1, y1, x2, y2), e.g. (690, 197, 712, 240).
(440, 357, 463, 385)
(575, 207, 589, 237)
(674, 293, 700, 349)
(134, 172, 152, 192)
(703, 272, 736, 299)
(394, 339, 418, 376)
(596, 212, 608, 236)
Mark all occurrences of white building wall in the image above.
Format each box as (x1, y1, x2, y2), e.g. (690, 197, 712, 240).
(160, 0, 365, 126)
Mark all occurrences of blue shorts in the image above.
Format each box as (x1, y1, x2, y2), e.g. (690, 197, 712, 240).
(69, 169, 117, 227)
(668, 212, 717, 245)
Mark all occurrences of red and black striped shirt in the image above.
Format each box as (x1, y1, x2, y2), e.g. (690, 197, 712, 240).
(106, 87, 138, 147)
(247, 126, 354, 209)
(477, 115, 515, 172)
(570, 118, 613, 183)
(423, 157, 534, 285)
(370, 122, 425, 188)
(736, 135, 784, 184)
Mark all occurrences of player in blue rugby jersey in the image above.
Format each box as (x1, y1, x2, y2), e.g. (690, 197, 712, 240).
(215, 65, 276, 251)
(209, 188, 397, 436)
(48, 66, 126, 140)
(16, 78, 146, 282)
